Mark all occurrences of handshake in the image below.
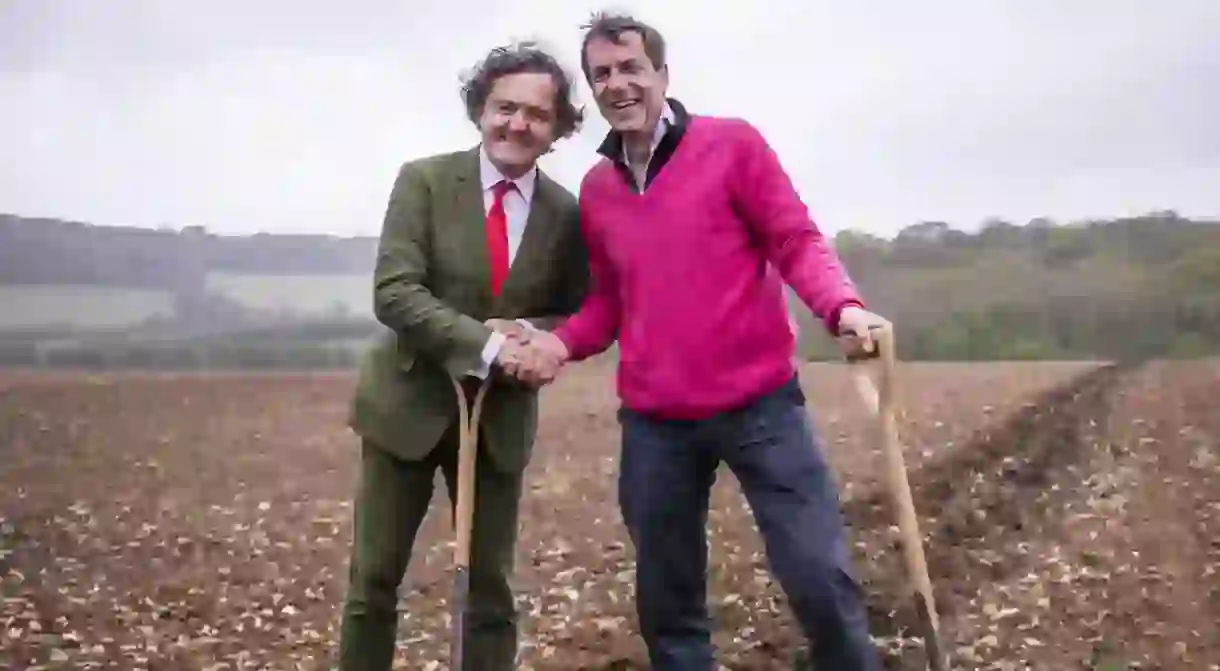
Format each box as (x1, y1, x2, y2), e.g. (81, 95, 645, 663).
(485, 319, 570, 388)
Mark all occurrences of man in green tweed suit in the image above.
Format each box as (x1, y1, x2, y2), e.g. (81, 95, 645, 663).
(339, 42, 588, 671)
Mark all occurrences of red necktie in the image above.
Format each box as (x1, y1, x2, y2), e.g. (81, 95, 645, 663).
(486, 180, 514, 297)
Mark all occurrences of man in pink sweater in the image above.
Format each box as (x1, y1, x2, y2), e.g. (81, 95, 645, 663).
(525, 11, 889, 670)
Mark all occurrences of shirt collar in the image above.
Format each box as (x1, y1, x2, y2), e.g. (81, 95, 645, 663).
(478, 145, 537, 204)
(596, 97, 689, 163)
(623, 101, 675, 165)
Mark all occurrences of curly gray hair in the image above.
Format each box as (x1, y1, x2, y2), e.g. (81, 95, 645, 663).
(460, 41, 584, 140)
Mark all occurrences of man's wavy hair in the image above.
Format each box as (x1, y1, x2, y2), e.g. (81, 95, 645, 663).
(579, 11, 667, 84)
(460, 41, 584, 141)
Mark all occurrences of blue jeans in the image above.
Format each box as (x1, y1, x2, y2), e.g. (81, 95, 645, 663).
(617, 375, 882, 670)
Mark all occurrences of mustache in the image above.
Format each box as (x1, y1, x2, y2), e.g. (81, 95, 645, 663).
(492, 129, 533, 140)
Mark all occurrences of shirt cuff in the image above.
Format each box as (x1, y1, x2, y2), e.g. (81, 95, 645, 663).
(468, 331, 507, 379)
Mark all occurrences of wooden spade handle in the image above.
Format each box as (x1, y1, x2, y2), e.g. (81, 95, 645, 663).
(449, 376, 491, 670)
(848, 325, 947, 670)
(452, 377, 491, 568)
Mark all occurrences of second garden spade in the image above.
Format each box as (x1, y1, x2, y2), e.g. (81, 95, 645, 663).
(845, 323, 947, 671)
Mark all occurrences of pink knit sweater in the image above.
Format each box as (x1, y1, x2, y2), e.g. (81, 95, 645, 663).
(554, 115, 864, 419)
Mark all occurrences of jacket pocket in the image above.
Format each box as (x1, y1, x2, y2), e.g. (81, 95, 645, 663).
(393, 333, 418, 373)
(364, 329, 416, 373)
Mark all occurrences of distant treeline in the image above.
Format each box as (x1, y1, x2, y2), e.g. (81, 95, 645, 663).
(1, 210, 1218, 366)
(0, 214, 376, 289)
(795, 211, 1220, 361)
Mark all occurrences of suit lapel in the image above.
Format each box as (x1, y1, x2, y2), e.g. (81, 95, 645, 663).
(451, 147, 494, 307)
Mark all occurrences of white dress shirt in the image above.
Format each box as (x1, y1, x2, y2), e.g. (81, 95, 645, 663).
(623, 101, 675, 192)
(469, 146, 538, 378)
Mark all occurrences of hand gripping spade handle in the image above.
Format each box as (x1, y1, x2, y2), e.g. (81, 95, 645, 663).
(449, 376, 492, 670)
(845, 324, 947, 670)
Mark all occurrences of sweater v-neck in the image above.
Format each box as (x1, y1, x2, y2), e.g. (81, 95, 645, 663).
(594, 98, 692, 197)
(612, 118, 697, 203)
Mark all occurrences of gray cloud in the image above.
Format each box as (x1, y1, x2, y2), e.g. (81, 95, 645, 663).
(2, 0, 1217, 237)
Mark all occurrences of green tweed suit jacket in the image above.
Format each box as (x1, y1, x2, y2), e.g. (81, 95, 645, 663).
(348, 146, 588, 473)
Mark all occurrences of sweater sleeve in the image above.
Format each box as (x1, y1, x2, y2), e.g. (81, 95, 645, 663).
(552, 190, 621, 360)
(729, 121, 865, 335)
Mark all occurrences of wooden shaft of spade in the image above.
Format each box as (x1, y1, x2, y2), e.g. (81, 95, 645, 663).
(847, 324, 947, 671)
(449, 376, 491, 671)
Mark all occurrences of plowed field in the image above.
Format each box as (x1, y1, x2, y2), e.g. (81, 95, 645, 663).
(2, 358, 1218, 669)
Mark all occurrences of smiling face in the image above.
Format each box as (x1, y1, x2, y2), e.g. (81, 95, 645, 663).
(477, 71, 560, 178)
(583, 30, 668, 137)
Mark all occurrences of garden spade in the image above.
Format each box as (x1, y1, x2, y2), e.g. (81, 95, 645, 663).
(844, 324, 947, 671)
(449, 376, 492, 670)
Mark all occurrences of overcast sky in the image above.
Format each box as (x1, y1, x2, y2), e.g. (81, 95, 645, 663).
(2, 1, 1218, 238)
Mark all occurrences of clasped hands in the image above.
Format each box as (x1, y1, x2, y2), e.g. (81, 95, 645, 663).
(486, 319, 569, 388)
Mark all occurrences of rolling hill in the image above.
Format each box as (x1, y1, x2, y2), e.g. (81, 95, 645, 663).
(1, 210, 1218, 366)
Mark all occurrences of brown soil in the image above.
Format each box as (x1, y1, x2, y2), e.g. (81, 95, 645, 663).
(1, 358, 1216, 670)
